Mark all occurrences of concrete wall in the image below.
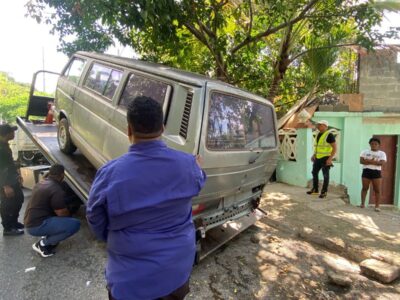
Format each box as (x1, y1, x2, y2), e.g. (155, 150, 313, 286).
(359, 50, 400, 112)
(277, 112, 400, 208)
(276, 129, 313, 187)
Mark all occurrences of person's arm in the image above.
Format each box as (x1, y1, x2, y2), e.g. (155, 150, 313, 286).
(0, 147, 14, 197)
(50, 188, 70, 216)
(376, 152, 387, 166)
(326, 142, 337, 166)
(86, 167, 109, 242)
(360, 154, 385, 166)
(193, 156, 206, 191)
(360, 151, 370, 165)
(54, 208, 71, 217)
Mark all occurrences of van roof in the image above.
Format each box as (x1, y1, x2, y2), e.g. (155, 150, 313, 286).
(76, 51, 273, 105)
(77, 51, 231, 87)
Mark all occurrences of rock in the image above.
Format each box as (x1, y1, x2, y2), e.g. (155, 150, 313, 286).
(360, 259, 400, 283)
(250, 234, 260, 244)
(298, 228, 345, 253)
(327, 272, 352, 288)
(345, 245, 371, 263)
(371, 251, 400, 268)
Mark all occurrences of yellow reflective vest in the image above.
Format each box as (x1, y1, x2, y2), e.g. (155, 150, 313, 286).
(315, 131, 333, 159)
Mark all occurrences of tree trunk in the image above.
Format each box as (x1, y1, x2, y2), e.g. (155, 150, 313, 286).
(267, 26, 293, 102)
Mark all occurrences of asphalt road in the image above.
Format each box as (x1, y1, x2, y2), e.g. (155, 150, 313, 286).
(0, 192, 108, 300)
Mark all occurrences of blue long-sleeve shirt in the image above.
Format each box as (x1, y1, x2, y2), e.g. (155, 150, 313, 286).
(86, 140, 206, 300)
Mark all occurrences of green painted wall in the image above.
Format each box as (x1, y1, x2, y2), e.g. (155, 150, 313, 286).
(315, 112, 400, 207)
(277, 129, 313, 187)
(277, 112, 400, 208)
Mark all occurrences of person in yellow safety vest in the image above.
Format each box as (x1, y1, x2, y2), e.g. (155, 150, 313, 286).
(306, 120, 337, 198)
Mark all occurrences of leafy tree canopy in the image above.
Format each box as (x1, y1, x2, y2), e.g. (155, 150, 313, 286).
(0, 72, 30, 123)
(26, 0, 399, 110)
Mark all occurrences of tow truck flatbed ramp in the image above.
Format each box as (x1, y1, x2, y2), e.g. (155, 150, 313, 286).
(16, 116, 261, 260)
(16, 117, 96, 202)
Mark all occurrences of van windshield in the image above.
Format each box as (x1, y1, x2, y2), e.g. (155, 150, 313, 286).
(207, 92, 276, 151)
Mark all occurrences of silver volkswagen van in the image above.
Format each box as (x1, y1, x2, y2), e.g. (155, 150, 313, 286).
(54, 51, 279, 232)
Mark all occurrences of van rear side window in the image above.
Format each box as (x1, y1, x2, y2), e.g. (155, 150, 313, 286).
(207, 92, 276, 151)
(84, 63, 122, 100)
(119, 73, 169, 108)
(64, 58, 86, 84)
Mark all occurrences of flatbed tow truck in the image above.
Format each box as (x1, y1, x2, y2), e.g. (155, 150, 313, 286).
(17, 71, 263, 260)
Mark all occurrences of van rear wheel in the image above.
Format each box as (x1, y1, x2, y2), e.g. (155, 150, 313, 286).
(58, 118, 77, 154)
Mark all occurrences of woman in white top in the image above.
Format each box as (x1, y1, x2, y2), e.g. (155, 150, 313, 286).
(359, 137, 387, 211)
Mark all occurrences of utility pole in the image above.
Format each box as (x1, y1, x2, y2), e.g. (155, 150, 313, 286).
(42, 46, 45, 92)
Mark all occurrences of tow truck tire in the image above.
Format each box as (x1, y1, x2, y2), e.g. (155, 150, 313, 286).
(58, 118, 77, 154)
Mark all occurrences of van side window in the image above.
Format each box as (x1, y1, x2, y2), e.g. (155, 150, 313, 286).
(119, 73, 169, 108)
(207, 92, 276, 150)
(64, 58, 86, 84)
(84, 63, 122, 100)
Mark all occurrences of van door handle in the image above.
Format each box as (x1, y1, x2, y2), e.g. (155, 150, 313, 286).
(249, 152, 262, 164)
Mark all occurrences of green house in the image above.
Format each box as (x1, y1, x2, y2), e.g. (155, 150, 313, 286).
(277, 47, 400, 208)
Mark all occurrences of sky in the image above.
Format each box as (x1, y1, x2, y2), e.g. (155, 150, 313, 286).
(0, 1, 399, 90)
(0, 1, 135, 92)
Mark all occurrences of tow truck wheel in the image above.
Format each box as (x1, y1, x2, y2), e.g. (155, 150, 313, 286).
(58, 118, 77, 154)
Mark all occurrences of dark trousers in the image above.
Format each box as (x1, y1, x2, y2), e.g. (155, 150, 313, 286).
(0, 184, 24, 230)
(108, 279, 190, 300)
(27, 216, 80, 245)
(312, 157, 331, 193)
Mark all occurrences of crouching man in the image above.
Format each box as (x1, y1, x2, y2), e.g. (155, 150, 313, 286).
(24, 164, 80, 257)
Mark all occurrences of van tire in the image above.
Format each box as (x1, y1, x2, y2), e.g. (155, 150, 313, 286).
(58, 118, 77, 154)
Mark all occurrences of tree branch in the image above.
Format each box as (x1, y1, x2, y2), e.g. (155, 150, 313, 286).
(200, 22, 217, 40)
(183, 21, 230, 81)
(247, 0, 253, 38)
(231, 0, 321, 54)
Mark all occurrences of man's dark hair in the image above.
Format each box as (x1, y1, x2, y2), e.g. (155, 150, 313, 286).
(48, 164, 65, 177)
(127, 96, 163, 137)
(369, 137, 381, 145)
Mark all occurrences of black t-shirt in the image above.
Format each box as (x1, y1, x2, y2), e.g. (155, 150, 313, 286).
(24, 178, 66, 228)
(316, 132, 335, 144)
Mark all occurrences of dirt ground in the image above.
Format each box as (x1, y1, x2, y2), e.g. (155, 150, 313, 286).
(187, 183, 400, 300)
(188, 221, 400, 300)
(1, 183, 399, 299)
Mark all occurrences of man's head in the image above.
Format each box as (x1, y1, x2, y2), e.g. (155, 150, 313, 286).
(47, 164, 65, 182)
(126, 96, 164, 142)
(369, 137, 381, 151)
(0, 123, 18, 142)
(316, 120, 329, 132)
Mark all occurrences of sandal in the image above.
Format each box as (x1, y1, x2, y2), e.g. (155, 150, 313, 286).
(358, 205, 365, 208)
(374, 207, 380, 212)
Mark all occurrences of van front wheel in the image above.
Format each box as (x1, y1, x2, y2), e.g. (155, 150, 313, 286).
(58, 118, 77, 154)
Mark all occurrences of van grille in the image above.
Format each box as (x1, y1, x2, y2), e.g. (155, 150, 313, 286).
(179, 91, 193, 139)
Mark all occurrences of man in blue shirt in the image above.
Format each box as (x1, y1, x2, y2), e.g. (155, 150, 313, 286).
(87, 96, 206, 300)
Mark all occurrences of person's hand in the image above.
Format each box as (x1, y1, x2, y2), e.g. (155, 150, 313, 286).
(3, 185, 15, 198)
(195, 155, 203, 167)
(326, 157, 333, 166)
(311, 155, 315, 162)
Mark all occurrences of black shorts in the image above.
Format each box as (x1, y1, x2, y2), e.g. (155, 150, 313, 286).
(362, 169, 381, 179)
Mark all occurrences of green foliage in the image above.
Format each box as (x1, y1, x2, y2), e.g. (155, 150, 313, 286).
(0, 72, 30, 123)
(26, 0, 399, 112)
